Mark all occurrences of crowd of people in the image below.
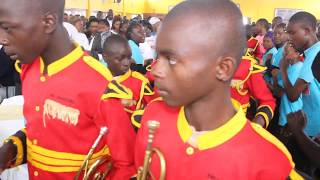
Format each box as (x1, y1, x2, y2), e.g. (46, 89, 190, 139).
(62, 9, 160, 74)
(0, 0, 320, 179)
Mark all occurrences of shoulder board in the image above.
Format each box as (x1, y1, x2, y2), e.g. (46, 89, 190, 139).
(252, 64, 266, 74)
(132, 71, 149, 83)
(101, 80, 133, 100)
(242, 56, 266, 73)
(144, 83, 154, 96)
(83, 56, 113, 81)
(242, 55, 259, 65)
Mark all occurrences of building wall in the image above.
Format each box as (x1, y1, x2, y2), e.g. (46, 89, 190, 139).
(65, 0, 320, 22)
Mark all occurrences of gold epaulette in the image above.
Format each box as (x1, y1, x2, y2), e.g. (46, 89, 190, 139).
(143, 83, 154, 96)
(251, 64, 267, 74)
(101, 80, 133, 100)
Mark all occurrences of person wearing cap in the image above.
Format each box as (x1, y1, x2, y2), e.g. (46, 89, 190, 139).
(149, 17, 161, 37)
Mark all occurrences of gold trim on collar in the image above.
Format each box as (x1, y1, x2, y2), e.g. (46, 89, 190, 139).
(116, 70, 132, 83)
(40, 45, 83, 76)
(177, 103, 247, 150)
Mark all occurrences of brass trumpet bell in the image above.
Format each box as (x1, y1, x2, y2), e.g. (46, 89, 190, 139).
(137, 121, 166, 180)
(74, 127, 112, 180)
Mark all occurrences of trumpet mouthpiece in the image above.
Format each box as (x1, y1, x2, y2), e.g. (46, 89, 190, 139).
(100, 127, 108, 135)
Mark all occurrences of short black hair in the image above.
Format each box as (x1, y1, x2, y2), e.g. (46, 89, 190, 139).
(163, 0, 246, 66)
(273, 16, 282, 21)
(103, 35, 129, 55)
(257, 18, 269, 30)
(289, 11, 317, 31)
(126, 21, 142, 40)
(39, 0, 65, 23)
(141, 20, 153, 32)
(99, 19, 110, 27)
(275, 23, 287, 31)
(89, 18, 99, 25)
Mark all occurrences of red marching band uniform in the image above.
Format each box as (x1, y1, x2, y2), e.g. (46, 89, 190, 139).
(231, 55, 276, 127)
(246, 37, 263, 63)
(114, 69, 157, 127)
(5, 46, 136, 180)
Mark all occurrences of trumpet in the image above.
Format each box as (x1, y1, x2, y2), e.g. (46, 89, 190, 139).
(74, 127, 112, 180)
(137, 121, 166, 180)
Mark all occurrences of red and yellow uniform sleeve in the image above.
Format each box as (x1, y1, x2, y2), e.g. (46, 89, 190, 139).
(95, 80, 136, 180)
(246, 37, 262, 64)
(3, 128, 27, 167)
(131, 71, 158, 111)
(247, 65, 276, 127)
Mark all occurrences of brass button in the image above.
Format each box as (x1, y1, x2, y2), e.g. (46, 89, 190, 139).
(186, 147, 194, 155)
(35, 106, 40, 112)
(40, 76, 46, 82)
(33, 139, 38, 145)
(34, 171, 39, 176)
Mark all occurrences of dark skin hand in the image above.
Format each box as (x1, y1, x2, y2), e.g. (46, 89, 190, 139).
(0, 142, 17, 173)
(253, 115, 266, 127)
(271, 69, 284, 97)
(280, 54, 308, 102)
(287, 110, 320, 168)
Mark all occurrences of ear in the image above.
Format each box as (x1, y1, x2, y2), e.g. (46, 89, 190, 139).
(215, 56, 237, 82)
(42, 12, 58, 34)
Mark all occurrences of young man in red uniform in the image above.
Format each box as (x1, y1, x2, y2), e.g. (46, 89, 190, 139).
(0, 0, 135, 179)
(134, 0, 302, 179)
(102, 35, 156, 126)
(231, 55, 276, 128)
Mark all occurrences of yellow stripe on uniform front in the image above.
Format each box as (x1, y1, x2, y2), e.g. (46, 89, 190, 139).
(28, 159, 81, 172)
(27, 151, 106, 167)
(27, 139, 109, 161)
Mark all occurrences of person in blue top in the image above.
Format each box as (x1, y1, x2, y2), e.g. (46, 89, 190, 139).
(126, 21, 146, 74)
(276, 44, 303, 127)
(281, 11, 320, 174)
(282, 11, 320, 137)
(286, 52, 320, 178)
(263, 31, 278, 84)
(263, 32, 278, 65)
(272, 23, 288, 68)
